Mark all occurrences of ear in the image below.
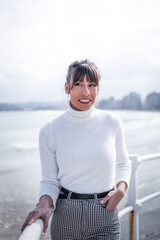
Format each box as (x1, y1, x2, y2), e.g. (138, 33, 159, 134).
(65, 82, 70, 94)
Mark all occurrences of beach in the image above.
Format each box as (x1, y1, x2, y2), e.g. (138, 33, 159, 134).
(0, 110, 160, 240)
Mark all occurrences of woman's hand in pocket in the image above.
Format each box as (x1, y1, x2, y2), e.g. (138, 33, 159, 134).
(100, 189, 124, 210)
(100, 182, 127, 210)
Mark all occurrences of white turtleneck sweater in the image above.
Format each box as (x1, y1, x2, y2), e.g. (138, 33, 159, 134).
(39, 103, 131, 210)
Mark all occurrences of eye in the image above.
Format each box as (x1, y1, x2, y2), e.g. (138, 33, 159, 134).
(89, 83, 97, 87)
(74, 82, 82, 86)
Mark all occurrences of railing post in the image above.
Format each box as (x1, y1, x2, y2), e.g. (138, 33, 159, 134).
(127, 155, 142, 240)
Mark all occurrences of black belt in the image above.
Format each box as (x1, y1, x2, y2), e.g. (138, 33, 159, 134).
(58, 187, 114, 200)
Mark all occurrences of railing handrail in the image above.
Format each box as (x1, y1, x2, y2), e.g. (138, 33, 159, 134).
(138, 152, 160, 162)
(119, 190, 160, 220)
(18, 219, 44, 240)
(139, 190, 160, 205)
(118, 205, 134, 219)
(18, 208, 53, 240)
(18, 153, 160, 240)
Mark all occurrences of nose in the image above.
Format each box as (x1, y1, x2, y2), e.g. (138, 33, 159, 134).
(82, 85, 90, 94)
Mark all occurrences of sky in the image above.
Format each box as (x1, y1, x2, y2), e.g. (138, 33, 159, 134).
(0, 0, 160, 103)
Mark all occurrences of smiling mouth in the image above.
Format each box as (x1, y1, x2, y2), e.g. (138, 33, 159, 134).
(79, 99, 91, 104)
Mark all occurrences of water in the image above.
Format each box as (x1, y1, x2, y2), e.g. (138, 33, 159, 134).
(0, 110, 160, 240)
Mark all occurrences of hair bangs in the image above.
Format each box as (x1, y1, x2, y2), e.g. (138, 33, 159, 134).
(72, 65, 87, 84)
(86, 66, 99, 85)
(71, 64, 99, 87)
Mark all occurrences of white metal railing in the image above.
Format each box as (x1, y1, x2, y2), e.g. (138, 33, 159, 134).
(18, 153, 160, 240)
(18, 219, 44, 240)
(120, 153, 160, 240)
(18, 208, 53, 240)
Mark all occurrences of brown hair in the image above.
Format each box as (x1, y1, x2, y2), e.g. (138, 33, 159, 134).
(66, 59, 100, 90)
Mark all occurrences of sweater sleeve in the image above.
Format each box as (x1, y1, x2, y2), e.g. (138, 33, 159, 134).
(39, 122, 61, 210)
(115, 116, 131, 190)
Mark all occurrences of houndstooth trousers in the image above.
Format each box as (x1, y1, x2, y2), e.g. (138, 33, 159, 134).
(51, 192, 120, 240)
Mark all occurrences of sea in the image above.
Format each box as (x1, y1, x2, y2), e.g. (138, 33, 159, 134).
(0, 110, 160, 240)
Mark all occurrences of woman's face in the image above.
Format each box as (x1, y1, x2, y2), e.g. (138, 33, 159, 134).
(65, 75, 99, 111)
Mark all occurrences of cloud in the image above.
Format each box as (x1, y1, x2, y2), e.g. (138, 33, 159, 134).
(0, 0, 160, 102)
(0, 73, 6, 82)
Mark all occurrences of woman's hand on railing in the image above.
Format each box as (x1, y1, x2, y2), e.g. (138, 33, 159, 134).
(21, 195, 53, 233)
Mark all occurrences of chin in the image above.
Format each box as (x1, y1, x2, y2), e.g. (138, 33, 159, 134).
(78, 102, 94, 111)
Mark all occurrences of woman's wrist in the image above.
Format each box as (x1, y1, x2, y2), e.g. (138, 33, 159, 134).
(39, 195, 53, 208)
(116, 181, 127, 197)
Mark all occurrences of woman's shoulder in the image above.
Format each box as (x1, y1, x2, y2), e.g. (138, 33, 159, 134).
(95, 109, 123, 133)
(95, 108, 121, 123)
(39, 110, 66, 133)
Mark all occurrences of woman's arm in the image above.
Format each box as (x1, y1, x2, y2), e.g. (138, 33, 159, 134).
(21, 122, 60, 232)
(100, 116, 131, 210)
(39, 122, 61, 208)
(115, 116, 131, 191)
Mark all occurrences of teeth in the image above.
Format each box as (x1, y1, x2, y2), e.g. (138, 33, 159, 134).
(80, 99, 90, 102)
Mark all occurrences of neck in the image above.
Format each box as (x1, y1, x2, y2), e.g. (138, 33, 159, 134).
(64, 100, 96, 122)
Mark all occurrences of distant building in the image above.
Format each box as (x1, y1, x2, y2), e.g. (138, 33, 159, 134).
(123, 92, 142, 110)
(114, 99, 123, 109)
(0, 101, 66, 111)
(98, 92, 142, 110)
(144, 92, 160, 110)
(98, 97, 116, 109)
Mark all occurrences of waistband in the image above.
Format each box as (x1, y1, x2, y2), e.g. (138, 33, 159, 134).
(58, 187, 114, 200)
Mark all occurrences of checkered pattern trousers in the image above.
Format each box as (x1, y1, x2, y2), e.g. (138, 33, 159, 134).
(51, 192, 120, 240)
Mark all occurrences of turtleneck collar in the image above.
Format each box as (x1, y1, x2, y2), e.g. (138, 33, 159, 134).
(63, 100, 96, 122)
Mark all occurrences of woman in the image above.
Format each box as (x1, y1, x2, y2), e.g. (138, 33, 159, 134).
(21, 59, 131, 240)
